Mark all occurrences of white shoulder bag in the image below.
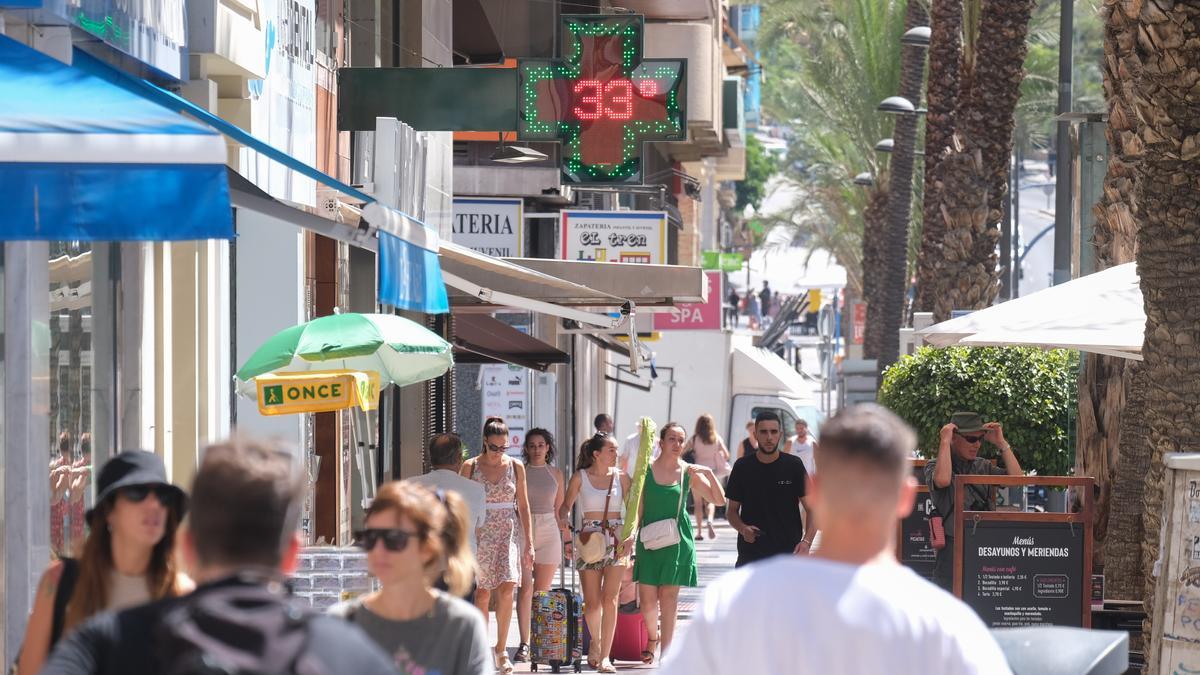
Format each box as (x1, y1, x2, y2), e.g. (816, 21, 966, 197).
(639, 466, 689, 551)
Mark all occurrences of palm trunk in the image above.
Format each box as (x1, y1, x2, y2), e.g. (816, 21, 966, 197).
(1084, 0, 1144, 601)
(861, 181, 890, 361)
(915, 0, 964, 315)
(1130, 3, 1200, 665)
(917, 0, 1035, 320)
(870, 0, 930, 371)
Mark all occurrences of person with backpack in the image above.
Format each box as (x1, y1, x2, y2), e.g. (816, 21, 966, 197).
(330, 480, 491, 675)
(634, 423, 724, 665)
(41, 437, 396, 675)
(17, 450, 191, 675)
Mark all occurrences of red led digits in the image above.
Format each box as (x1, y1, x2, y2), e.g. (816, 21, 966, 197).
(572, 80, 604, 120)
(572, 79, 640, 121)
(605, 80, 633, 120)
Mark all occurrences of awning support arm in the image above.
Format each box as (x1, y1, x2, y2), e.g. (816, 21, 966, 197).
(441, 271, 624, 329)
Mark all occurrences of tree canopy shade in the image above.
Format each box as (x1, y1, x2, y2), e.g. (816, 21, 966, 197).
(879, 346, 1078, 477)
(736, 135, 779, 212)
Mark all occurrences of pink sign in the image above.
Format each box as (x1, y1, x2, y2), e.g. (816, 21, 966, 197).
(655, 271, 722, 331)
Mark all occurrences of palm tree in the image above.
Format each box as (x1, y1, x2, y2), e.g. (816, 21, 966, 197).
(869, 0, 929, 370)
(760, 0, 909, 349)
(1078, 0, 1144, 603)
(914, 0, 965, 317)
(915, 0, 1037, 321)
(1129, 6, 1200, 665)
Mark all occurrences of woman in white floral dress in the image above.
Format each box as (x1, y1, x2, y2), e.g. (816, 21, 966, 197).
(461, 419, 533, 674)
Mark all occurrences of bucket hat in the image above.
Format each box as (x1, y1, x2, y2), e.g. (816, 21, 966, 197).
(86, 450, 188, 522)
(949, 412, 987, 434)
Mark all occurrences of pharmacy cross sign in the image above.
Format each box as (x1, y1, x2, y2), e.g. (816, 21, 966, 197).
(517, 15, 687, 185)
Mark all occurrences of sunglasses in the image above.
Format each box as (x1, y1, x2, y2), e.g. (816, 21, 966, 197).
(486, 443, 510, 453)
(353, 528, 419, 552)
(956, 432, 985, 444)
(118, 484, 177, 507)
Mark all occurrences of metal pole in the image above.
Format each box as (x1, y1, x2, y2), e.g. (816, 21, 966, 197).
(1052, 0, 1074, 285)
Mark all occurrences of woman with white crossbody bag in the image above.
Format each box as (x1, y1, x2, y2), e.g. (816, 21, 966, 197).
(632, 423, 725, 665)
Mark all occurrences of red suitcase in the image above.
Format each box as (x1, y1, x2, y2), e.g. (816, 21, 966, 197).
(608, 611, 649, 663)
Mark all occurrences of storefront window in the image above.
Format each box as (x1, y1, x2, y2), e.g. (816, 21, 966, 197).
(48, 242, 98, 557)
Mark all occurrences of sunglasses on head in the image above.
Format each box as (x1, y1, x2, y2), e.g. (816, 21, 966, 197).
(352, 528, 418, 552)
(118, 484, 177, 506)
(956, 432, 985, 444)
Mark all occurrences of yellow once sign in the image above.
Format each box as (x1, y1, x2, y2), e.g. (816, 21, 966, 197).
(256, 370, 381, 416)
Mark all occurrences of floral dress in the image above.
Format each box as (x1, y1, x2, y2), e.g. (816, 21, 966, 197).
(472, 458, 522, 590)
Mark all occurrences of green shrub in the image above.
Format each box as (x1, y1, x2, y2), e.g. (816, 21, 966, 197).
(878, 346, 1078, 476)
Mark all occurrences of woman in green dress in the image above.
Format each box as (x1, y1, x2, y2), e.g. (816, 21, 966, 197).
(633, 422, 726, 664)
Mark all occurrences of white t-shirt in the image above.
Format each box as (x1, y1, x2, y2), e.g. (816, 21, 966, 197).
(788, 436, 816, 476)
(619, 431, 660, 474)
(407, 469, 487, 553)
(662, 557, 1012, 675)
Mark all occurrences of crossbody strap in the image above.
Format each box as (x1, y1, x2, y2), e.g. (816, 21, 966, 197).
(675, 466, 689, 519)
(601, 472, 615, 532)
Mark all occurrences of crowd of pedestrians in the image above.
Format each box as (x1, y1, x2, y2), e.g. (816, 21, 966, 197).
(17, 404, 1027, 675)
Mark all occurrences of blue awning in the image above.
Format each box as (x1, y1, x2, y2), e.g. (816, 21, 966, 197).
(0, 35, 232, 240)
(74, 43, 450, 314)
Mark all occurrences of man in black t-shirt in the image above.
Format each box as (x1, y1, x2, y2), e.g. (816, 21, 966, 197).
(726, 410, 818, 567)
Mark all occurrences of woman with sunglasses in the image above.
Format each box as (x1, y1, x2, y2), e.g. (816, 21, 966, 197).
(17, 451, 190, 675)
(460, 418, 534, 674)
(512, 428, 567, 663)
(334, 480, 491, 675)
(926, 413, 1023, 591)
(560, 433, 634, 674)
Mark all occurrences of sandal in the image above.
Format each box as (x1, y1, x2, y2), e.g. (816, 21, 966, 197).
(597, 658, 617, 673)
(641, 637, 660, 664)
(588, 654, 601, 670)
(513, 643, 529, 663)
(495, 651, 514, 675)
(707, 522, 717, 539)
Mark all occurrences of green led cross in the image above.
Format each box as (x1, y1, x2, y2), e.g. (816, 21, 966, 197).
(517, 15, 687, 185)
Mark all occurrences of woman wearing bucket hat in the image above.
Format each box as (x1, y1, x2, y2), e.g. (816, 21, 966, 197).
(16, 451, 191, 675)
(924, 412, 1023, 591)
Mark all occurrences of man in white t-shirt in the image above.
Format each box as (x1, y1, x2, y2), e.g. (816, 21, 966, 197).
(408, 432, 486, 553)
(785, 418, 816, 476)
(662, 404, 1012, 675)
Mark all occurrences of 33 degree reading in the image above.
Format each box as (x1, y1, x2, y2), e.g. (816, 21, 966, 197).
(572, 79, 658, 121)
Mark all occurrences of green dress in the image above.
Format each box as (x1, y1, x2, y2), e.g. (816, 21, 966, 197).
(633, 470, 697, 586)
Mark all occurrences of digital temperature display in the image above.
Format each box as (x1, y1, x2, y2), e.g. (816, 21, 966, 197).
(517, 15, 687, 184)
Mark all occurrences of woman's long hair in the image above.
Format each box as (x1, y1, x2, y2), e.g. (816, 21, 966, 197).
(64, 495, 182, 632)
(483, 419, 509, 443)
(367, 481, 476, 596)
(695, 413, 718, 444)
(523, 428, 557, 465)
(576, 433, 611, 472)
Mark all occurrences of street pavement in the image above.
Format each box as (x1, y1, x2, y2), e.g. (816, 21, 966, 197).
(494, 520, 740, 673)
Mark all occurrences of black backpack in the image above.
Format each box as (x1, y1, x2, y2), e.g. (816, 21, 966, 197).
(156, 581, 328, 675)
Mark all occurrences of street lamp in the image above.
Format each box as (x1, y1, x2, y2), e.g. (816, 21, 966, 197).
(901, 26, 931, 48)
(853, 172, 875, 187)
(875, 138, 925, 156)
(877, 96, 927, 115)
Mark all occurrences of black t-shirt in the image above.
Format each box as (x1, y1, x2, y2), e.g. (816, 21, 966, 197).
(41, 576, 398, 675)
(725, 452, 808, 565)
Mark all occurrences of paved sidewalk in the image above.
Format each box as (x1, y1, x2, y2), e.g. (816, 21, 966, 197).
(492, 521, 740, 673)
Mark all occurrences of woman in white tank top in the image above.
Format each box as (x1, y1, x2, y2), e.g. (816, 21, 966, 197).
(560, 433, 633, 673)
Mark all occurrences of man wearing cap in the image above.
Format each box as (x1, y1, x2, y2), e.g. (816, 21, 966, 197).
(924, 412, 1023, 591)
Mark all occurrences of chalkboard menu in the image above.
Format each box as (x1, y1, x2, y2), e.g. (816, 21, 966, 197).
(899, 488, 936, 578)
(959, 519, 1087, 628)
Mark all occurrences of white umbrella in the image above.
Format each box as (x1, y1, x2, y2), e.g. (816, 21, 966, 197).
(916, 263, 1144, 360)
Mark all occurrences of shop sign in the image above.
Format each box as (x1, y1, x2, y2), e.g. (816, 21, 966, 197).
(852, 303, 867, 345)
(700, 251, 744, 272)
(481, 363, 528, 458)
(33, 0, 188, 79)
(452, 197, 524, 257)
(560, 210, 666, 264)
(257, 370, 380, 415)
(244, 0, 317, 206)
(655, 271, 720, 331)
